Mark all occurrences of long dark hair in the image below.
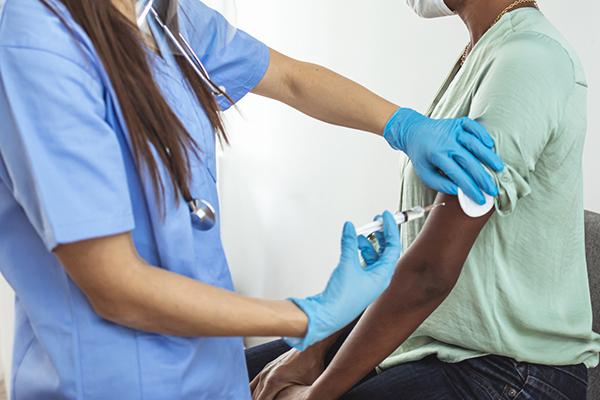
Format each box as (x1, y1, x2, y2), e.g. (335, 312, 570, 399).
(40, 0, 230, 210)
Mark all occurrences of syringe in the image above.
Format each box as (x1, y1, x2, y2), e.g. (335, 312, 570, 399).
(355, 203, 446, 237)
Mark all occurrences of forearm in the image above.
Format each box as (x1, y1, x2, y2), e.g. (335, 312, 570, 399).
(282, 63, 397, 134)
(55, 234, 308, 338)
(300, 317, 359, 360)
(249, 316, 361, 399)
(308, 265, 454, 399)
(252, 48, 399, 135)
(105, 261, 308, 337)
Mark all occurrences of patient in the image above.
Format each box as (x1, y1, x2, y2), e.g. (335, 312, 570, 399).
(246, 1, 600, 399)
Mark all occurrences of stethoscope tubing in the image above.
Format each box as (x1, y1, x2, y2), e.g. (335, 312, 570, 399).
(144, 4, 222, 231)
(149, 7, 222, 95)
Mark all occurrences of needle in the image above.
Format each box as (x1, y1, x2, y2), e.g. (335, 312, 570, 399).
(423, 202, 446, 213)
(355, 202, 446, 237)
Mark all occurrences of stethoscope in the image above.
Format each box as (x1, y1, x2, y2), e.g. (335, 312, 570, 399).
(138, 1, 227, 231)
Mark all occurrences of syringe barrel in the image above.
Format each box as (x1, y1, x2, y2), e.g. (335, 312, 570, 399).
(393, 212, 407, 226)
(355, 206, 426, 237)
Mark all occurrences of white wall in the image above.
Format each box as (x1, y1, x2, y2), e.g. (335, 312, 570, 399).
(218, 0, 600, 347)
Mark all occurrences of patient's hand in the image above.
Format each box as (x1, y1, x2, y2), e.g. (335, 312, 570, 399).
(251, 348, 324, 400)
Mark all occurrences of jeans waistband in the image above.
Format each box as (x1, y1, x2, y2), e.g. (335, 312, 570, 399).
(520, 360, 588, 386)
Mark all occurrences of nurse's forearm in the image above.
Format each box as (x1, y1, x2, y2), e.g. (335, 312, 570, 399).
(54, 232, 308, 337)
(116, 269, 309, 337)
(252, 48, 399, 135)
(107, 264, 308, 337)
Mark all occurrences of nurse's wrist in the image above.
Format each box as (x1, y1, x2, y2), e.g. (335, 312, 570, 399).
(283, 299, 310, 337)
(383, 107, 419, 152)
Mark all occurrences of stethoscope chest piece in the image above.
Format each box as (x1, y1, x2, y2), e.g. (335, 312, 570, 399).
(189, 199, 217, 231)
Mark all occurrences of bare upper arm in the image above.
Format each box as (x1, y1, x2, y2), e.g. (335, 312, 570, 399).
(394, 192, 494, 304)
(251, 47, 296, 100)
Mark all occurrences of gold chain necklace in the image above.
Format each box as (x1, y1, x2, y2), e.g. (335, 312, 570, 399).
(460, 0, 539, 66)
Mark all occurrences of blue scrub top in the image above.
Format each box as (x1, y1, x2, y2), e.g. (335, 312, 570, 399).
(0, 0, 269, 398)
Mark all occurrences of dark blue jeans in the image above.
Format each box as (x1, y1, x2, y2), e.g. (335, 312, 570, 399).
(246, 338, 588, 400)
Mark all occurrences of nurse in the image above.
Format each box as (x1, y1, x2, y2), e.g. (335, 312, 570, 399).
(0, 0, 502, 399)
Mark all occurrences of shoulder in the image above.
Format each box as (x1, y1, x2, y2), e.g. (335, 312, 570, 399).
(177, 0, 225, 37)
(0, 0, 100, 76)
(178, 0, 220, 21)
(473, 27, 578, 113)
(494, 32, 573, 86)
(491, 10, 585, 87)
(177, 0, 234, 53)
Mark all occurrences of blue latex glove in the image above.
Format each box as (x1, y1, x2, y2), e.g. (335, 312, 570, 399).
(383, 108, 504, 205)
(357, 215, 386, 267)
(284, 211, 401, 351)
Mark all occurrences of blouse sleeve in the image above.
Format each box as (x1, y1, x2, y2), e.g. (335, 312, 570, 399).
(468, 32, 575, 216)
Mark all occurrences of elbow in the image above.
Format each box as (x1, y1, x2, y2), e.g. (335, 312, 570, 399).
(88, 292, 129, 322)
(54, 233, 149, 326)
(91, 296, 149, 329)
(84, 283, 142, 326)
(394, 260, 460, 309)
(420, 278, 454, 304)
(84, 274, 168, 334)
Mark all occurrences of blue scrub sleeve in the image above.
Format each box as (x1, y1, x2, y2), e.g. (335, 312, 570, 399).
(178, 0, 270, 110)
(468, 33, 574, 216)
(0, 46, 135, 251)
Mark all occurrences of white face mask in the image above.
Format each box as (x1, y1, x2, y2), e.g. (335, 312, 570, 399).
(406, 0, 455, 18)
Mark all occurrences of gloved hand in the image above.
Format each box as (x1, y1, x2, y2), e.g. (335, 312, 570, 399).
(383, 108, 504, 205)
(284, 211, 401, 351)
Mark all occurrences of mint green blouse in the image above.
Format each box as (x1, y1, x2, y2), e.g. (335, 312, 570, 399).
(379, 8, 600, 371)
